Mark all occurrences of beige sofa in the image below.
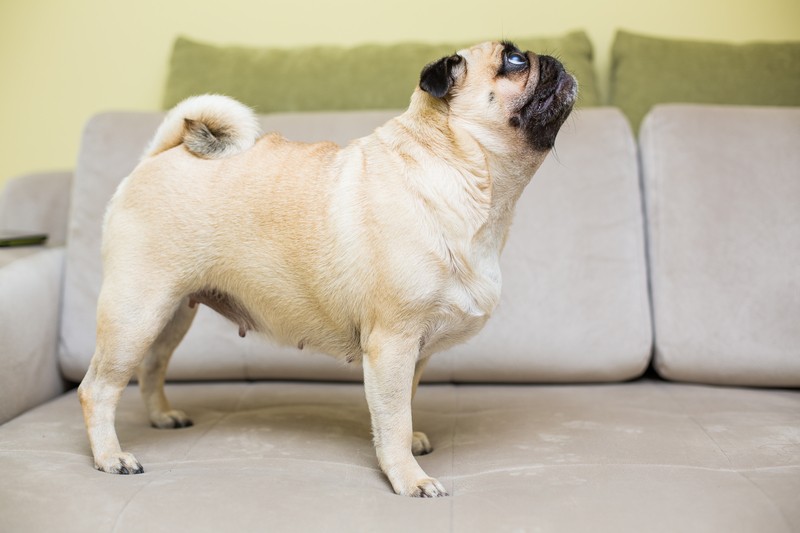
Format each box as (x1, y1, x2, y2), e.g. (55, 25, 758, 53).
(1, 105, 798, 532)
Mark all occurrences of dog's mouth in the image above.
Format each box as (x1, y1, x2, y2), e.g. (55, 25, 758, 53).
(512, 55, 578, 151)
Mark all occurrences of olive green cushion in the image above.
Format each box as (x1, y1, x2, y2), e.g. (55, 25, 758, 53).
(610, 30, 800, 131)
(163, 32, 600, 112)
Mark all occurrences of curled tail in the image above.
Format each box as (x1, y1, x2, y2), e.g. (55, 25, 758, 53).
(144, 94, 261, 159)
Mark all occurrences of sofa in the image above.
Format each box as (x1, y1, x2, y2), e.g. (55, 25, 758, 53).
(1, 101, 798, 532)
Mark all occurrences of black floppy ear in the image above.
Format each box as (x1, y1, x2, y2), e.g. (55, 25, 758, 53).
(419, 54, 464, 98)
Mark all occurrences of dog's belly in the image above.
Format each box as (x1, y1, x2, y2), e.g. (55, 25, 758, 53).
(187, 271, 496, 364)
(188, 276, 365, 362)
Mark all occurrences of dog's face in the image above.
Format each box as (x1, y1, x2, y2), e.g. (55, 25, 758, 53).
(419, 41, 577, 153)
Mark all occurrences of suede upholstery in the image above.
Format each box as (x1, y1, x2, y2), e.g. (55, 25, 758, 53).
(1, 382, 798, 532)
(0, 248, 65, 423)
(0, 171, 72, 246)
(640, 105, 800, 387)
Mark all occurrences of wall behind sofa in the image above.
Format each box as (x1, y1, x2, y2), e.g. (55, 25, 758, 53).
(1, 0, 798, 191)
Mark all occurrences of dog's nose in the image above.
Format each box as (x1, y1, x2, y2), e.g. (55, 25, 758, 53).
(537, 55, 562, 82)
(555, 70, 576, 98)
(538, 55, 576, 102)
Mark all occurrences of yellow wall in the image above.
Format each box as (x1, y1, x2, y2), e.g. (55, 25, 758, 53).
(1, 0, 798, 190)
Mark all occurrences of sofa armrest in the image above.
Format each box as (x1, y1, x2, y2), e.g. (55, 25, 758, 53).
(0, 171, 73, 246)
(0, 247, 67, 424)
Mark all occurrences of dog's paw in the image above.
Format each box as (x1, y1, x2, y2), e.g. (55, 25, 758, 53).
(95, 452, 144, 475)
(411, 431, 432, 456)
(150, 409, 193, 429)
(403, 477, 448, 498)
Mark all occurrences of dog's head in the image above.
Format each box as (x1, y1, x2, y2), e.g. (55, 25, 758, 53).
(419, 41, 577, 153)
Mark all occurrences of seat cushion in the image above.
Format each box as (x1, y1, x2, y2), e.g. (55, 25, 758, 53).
(0, 380, 797, 531)
(60, 107, 651, 383)
(640, 104, 800, 387)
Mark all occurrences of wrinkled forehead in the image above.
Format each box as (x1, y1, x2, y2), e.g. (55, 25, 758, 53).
(456, 41, 505, 63)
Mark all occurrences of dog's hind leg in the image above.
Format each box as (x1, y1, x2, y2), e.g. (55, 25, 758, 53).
(78, 278, 182, 474)
(137, 299, 198, 429)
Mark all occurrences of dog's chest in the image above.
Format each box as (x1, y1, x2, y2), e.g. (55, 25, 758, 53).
(424, 249, 503, 354)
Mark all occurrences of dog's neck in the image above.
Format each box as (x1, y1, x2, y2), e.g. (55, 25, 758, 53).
(400, 90, 548, 252)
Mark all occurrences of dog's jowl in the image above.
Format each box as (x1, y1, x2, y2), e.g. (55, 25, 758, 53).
(78, 41, 577, 497)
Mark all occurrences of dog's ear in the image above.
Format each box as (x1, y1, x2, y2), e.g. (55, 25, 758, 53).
(419, 54, 464, 98)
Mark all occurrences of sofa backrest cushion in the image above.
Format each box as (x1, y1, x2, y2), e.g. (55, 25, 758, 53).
(60, 107, 652, 383)
(610, 31, 800, 132)
(640, 104, 800, 387)
(163, 32, 601, 113)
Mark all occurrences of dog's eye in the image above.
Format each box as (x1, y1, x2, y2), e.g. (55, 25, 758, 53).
(506, 53, 528, 67)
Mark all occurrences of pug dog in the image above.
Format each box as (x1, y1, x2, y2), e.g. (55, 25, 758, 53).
(78, 41, 577, 497)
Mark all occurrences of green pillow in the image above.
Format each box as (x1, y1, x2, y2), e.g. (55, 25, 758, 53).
(610, 30, 800, 131)
(163, 31, 600, 113)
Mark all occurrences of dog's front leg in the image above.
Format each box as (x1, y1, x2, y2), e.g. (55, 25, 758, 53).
(411, 357, 433, 456)
(363, 332, 447, 497)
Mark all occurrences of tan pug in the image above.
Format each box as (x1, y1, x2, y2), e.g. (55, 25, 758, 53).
(78, 41, 577, 497)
